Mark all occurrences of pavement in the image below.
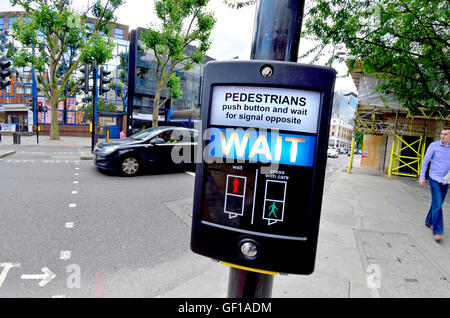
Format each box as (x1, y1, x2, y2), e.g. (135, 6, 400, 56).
(1, 134, 449, 297)
(0, 134, 94, 159)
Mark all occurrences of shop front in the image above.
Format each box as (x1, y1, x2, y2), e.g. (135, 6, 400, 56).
(0, 103, 33, 134)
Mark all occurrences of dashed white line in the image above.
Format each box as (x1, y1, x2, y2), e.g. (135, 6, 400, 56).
(73, 181, 79, 184)
(65, 222, 74, 228)
(59, 251, 72, 260)
(69, 203, 77, 208)
(71, 190, 78, 195)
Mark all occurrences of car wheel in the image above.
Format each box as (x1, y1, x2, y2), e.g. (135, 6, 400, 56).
(120, 156, 140, 176)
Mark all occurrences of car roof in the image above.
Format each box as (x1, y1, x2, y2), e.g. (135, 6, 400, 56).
(157, 126, 196, 131)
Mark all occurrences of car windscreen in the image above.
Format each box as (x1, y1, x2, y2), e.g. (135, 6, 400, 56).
(130, 127, 164, 140)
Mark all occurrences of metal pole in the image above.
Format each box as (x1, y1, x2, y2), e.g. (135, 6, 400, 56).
(126, 30, 137, 137)
(227, 0, 306, 298)
(91, 63, 98, 153)
(32, 46, 39, 144)
(227, 267, 274, 298)
(250, 0, 305, 62)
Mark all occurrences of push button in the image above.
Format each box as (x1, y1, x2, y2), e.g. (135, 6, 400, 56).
(241, 242, 257, 258)
(239, 239, 259, 260)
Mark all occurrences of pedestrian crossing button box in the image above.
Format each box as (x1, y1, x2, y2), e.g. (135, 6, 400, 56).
(191, 60, 336, 275)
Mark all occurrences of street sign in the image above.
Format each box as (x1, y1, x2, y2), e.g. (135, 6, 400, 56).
(191, 61, 336, 274)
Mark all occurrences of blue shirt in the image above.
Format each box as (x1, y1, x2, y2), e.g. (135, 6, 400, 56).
(419, 140, 450, 183)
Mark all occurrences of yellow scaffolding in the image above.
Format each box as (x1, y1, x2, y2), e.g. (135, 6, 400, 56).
(347, 103, 449, 176)
(387, 133, 426, 178)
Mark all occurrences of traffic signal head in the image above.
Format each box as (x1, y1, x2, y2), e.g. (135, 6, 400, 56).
(0, 59, 12, 89)
(78, 65, 89, 94)
(38, 101, 43, 112)
(99, 66, 111, 95)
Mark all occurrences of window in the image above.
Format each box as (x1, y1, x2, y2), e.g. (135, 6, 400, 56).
(114, 27, 124, 40)
(8, 17, 17, 28)
(85, 22, 94, 32)
(0, 18, 4, 30)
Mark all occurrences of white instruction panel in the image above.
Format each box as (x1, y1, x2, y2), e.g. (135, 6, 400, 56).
(210, 85, 321, 134)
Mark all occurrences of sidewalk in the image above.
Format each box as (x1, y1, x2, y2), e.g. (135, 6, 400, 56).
(0, 134, 94, 159)
(159, 163, 450, 298)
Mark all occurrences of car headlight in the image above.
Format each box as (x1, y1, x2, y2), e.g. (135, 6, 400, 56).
(101, 146, 119, 155)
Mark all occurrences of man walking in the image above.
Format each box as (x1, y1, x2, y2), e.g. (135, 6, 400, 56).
(419, 127, 450, 242)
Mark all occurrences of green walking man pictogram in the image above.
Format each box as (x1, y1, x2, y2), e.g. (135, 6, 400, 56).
(268, 202, 278, 218)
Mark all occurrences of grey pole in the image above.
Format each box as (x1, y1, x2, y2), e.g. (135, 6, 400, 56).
(227, 0, 306, 298)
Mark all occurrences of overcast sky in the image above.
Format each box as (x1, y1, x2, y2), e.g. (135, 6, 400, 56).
(1, 0, 356, 93)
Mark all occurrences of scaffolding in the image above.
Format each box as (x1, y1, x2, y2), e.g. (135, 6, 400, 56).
(347, 104, 449, 178)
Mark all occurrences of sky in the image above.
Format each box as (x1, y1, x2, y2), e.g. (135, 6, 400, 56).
(1, 0, 356, 93)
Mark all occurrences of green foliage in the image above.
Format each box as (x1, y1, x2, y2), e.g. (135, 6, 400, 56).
(80, 34, 115, 65)
(223, 0, 255, 9)
(140, 0, 215, 126)
(302, 0, 450, 114)
(10, 0, 123, 139)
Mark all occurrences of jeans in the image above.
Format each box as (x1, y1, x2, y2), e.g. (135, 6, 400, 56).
(425, 178, 449, 235)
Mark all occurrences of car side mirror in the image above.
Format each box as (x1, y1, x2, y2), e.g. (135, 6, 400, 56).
(150, 137, 165, 145)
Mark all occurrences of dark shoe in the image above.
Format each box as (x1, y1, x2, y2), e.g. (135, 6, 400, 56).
(426, 224, 433, 230)
(433, 234, 442, 242)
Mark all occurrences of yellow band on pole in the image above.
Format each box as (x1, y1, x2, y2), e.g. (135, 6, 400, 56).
(220, 261, 278, 276)
(89, 123, 93, 133)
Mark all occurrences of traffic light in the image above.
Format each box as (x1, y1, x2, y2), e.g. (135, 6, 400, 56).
(99, 66, 111, 95)
(78, 65, 89, 94)
(38, 101, 43, 112)
(0, 59, 12, 89)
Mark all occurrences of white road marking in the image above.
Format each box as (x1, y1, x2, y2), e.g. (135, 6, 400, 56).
(69, 203, 77, 208)
(21, 267, 56, 287)
(0, 263, 21, 287)
(65, 222, 74, 228)
(59, 251, 72, 260)
(71, 190, 78, 194)
(73, 181, 79, 184)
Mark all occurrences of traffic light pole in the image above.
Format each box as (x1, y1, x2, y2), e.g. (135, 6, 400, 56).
(226, 0, 306, 299)
(91, 63, 98, 153)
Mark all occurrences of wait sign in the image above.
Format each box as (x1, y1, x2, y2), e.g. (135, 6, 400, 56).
(191, 61, 336, 275)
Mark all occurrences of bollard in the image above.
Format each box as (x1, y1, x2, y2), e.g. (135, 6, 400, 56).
(13, 132, 21, 144)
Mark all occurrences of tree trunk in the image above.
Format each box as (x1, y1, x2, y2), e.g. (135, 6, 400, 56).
(152, 86, 163, 128)
(49, 97, 60, 140)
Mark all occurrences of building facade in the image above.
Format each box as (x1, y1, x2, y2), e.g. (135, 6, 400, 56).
(329, 90, 357, 149)
(127, 27, 214, 132)
(0, 10, 130, 136)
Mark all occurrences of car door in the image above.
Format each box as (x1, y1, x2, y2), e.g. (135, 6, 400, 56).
(139, 129, 175, 168)
(170, 128, 196, 169)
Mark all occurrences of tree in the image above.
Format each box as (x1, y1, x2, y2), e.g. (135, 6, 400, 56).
(140, 0, 215, 127)
(223, 0, 255, 9)
(10, 0, 123, 140)
(302, 0, 449, 114)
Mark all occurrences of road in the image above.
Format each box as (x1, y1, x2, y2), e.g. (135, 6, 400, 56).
(0, 146, 352, 297)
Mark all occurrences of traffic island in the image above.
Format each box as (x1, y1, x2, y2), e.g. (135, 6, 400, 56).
(80, 152, 94, 160)
(0, 150, 16, 158)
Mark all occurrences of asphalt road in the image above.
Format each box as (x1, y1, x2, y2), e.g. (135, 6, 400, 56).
(0, 146, 352, 297)
(0, 146, 195, 297)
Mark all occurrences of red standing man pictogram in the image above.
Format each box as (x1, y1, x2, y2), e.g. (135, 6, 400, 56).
(232, 177, 239, 193)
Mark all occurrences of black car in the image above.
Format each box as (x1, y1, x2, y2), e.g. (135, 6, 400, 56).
(94, 126, 198, 176)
